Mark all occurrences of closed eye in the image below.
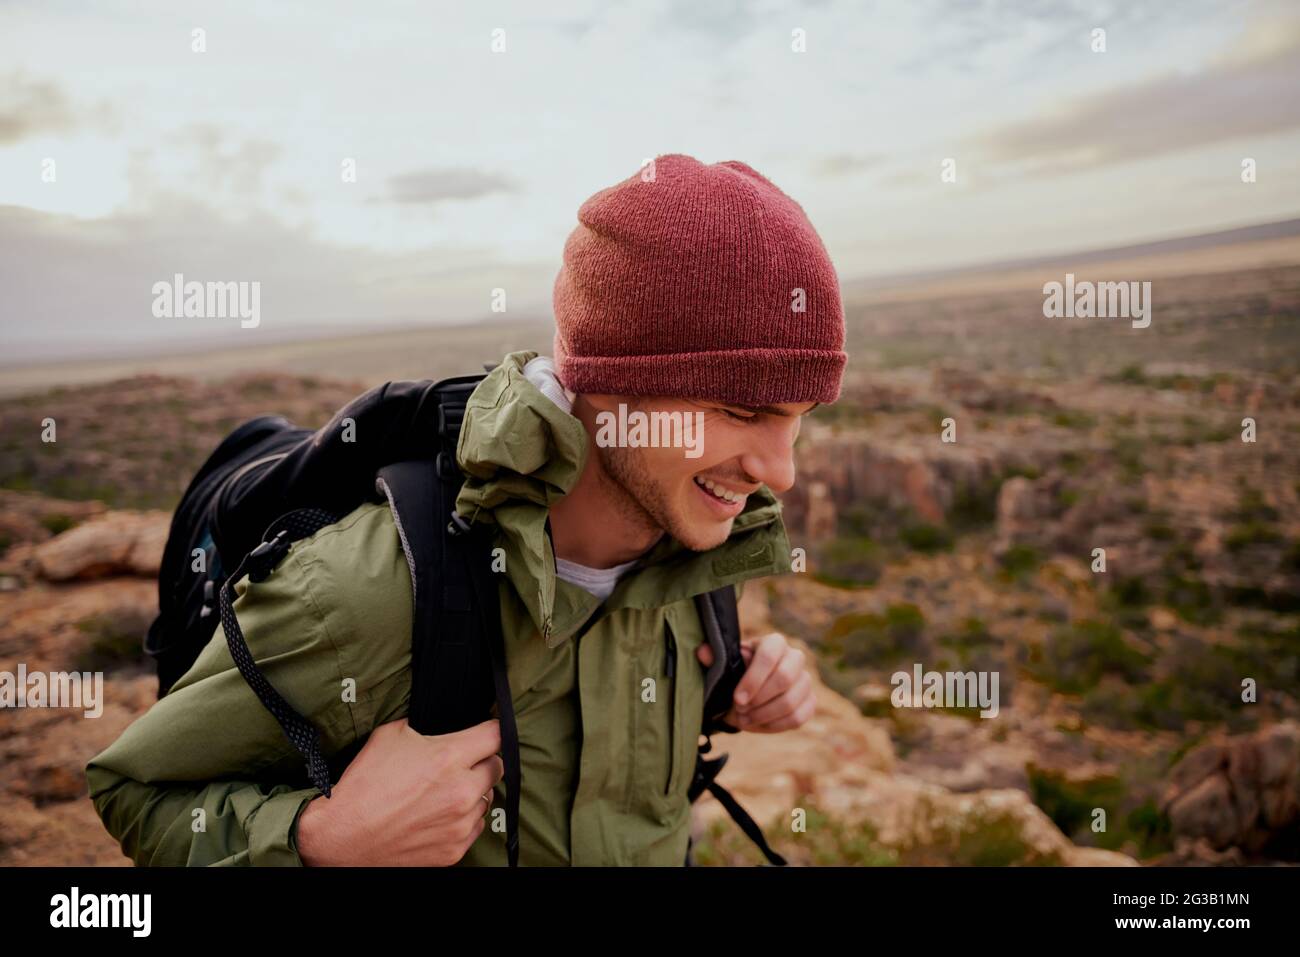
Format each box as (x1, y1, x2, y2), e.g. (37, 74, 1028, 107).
(721, 408, 756, 421)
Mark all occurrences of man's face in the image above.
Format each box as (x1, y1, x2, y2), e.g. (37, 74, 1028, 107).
(581, 394, 817, 551)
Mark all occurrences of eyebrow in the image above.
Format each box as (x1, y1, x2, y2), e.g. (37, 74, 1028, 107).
(728, 402, 821, 417)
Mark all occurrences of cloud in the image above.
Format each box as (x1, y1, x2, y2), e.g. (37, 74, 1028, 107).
(815, 153, 885, 177)
(660, 0, 767, 43)
(384, 167, 518, 205)
(0, 189, 552, 362)
(0, 73, 77, 144)
(184, 126, 283, 198)
(968, 16, 1300, 176)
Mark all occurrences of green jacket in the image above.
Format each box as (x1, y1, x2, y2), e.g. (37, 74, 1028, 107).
(85, 351, 792, 866)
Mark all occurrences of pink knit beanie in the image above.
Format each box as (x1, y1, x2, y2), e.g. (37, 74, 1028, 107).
(552, 153, 846, 406)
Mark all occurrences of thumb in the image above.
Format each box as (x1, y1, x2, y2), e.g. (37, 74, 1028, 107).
(698, 641, 762, 668)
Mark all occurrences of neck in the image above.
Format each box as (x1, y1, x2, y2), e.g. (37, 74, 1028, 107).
(548, 397, 662, 568)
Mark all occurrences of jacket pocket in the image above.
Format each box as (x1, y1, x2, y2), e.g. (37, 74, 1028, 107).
(648, 606, 707, 821)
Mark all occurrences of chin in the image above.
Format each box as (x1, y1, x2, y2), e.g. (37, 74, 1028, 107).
(672, 517, 733, 552)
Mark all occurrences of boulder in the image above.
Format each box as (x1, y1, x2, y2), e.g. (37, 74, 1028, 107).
(692, 632, 1135, 866)
(32, 511, 169, 581)
(1161, 721, 1300, 857)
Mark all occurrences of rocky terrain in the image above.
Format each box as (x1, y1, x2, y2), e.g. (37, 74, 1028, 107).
(0, 489, 1136, 867)
(1, 256, 1297, 866)
(723, 260, 1300, 865)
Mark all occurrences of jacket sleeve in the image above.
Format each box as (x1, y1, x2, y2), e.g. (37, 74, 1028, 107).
(86, 508, 414, 866)
(85, 771, 321, 867)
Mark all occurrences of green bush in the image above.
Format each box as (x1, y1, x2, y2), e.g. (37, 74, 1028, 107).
(1111, 364, 1147, 385)
(998, 544, 1042, 583)
(1284, 541, 1300, 573)
(899, 522, 952, 553)
(826, 603, 928, 668)
(39, 513, 77, 536)
(1224, 521, 1283, 552)
(1051, 409, 1096, 430)
(1030, 620, 1150, 694)
(1083, 635, 1262, 733)
(1229, 487, 1279, 524)
(688, 803, 898, 867)
(1143, 519, 1177, 541)
(811, 536, 883, 588)
(949, 479, 1001, 531)
(1162, 571, 1219, 625)
(1111, 434, 1145, 478)
(1108, 576, 1151, 608)
(73, 610, 152, 672)
(1027, 766, 1173, 858)
(1100, 576, 1153, 630)
(1028, 765, 1124, 840)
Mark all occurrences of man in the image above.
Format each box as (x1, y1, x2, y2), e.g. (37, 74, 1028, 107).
(85, 153, 847, 866)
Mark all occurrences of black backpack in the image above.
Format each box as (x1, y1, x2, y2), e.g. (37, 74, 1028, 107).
(144, 372, 787, 867)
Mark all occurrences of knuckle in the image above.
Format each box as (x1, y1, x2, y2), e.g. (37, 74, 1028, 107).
(456, 786, 480, 815)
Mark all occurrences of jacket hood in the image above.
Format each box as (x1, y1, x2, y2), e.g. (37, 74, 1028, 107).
(455, 351, 791, 646)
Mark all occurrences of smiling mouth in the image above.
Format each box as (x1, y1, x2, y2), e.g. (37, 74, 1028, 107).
(693, 475, 748, 508)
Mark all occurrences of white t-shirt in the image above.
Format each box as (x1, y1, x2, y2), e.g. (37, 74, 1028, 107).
(522, 355, 574, 414)
(522, 355, 638, 601)
(553, 555, 640, 602)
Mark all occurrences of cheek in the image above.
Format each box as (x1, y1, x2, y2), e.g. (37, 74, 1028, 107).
(641, 445, 702, 485)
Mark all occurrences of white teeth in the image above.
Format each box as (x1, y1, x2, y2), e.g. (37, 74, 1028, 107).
(695, 476, 744, 504)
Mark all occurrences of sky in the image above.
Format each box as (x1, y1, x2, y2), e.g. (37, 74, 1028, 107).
(2, 0, 1299, 361)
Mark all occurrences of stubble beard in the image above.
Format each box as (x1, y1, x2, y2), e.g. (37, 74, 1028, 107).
(595, 443, 725, 553)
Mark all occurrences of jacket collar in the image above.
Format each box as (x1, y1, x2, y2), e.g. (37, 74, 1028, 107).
(455, 351, 791, 646)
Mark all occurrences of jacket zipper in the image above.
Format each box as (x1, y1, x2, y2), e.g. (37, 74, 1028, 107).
(664, 625, 677, 795)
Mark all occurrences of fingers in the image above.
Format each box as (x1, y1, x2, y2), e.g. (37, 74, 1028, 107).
(468, 753, 505, 797)
(743, 642, 808, 713)
(450, 769, 499, 825)
(442, 718, 501, 767)
(744, 693, 816, 733)
(735, 669, 813, 728)
(732, 633, 794, 709)
(471, 786, 494, 820)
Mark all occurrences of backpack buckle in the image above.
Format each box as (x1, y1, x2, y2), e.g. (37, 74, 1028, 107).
(435, 450, 460, 481)
(436, 401, 465, 439)
(447, 511, 472, 537)
(687, 751, 729, 804)
(246, 530, 291, 582)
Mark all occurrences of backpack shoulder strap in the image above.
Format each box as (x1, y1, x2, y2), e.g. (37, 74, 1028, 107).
(217, 506, 345, 796)
(374, 379, 521, 867)
(695, 585, 745, 735)
(689, 584, 789, 867)
(374, 459, 494, 734)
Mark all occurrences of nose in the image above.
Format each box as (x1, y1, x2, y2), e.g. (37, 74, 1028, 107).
(738, 418, 799, 495)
